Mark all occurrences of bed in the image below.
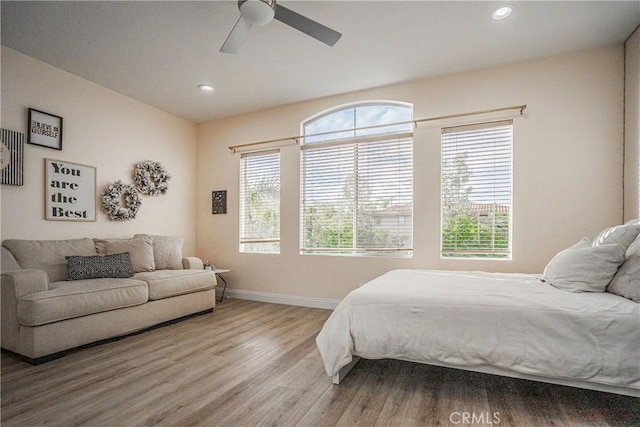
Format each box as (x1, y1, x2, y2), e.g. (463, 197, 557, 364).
(316, 268, 640, 397)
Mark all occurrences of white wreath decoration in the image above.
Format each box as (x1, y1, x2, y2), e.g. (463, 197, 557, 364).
(101, 180, 142, 221)
(134, 160, 171, 196)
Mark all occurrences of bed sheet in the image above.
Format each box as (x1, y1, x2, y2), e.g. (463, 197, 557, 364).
(316, 269, 640, 390)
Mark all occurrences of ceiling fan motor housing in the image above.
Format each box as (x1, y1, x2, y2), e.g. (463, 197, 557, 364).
(222, 0, 341, 54)
(239, 0, 276, 26)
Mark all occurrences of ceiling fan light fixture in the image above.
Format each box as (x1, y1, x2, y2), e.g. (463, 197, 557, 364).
(198, 84, 215, 93)
(221, 0, 341, 54)
(239, 0, 276, 26)
(491, 5, 513, 20)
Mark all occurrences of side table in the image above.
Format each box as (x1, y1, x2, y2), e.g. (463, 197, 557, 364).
(212, 268, 230, 303)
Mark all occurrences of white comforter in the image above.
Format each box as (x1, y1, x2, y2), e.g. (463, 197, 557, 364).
(316, 269, 640, 390)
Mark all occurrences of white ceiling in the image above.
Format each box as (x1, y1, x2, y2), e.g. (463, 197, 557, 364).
(2, 1, 639, 123)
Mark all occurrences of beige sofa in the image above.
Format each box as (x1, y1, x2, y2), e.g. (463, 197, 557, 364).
(1, 234, 216, 364)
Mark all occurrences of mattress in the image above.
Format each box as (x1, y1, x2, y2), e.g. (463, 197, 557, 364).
(316, 269, 640, 392)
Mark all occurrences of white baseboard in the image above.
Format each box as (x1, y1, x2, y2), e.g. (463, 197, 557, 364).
(215, 287, 339, 310)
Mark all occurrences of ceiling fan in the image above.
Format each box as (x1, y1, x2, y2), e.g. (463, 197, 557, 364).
(220, 0, 342, 54)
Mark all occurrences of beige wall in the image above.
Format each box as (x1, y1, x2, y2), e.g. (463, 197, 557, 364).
(197, 46, 625, 301)
(1, 47, 199, 254)
(624, 27, 640, 222)
(4, 44, 623, 302)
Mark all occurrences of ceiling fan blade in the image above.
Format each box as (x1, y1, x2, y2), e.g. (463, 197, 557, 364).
(274, 5, 341, 47)
(220, 16, 253, 54)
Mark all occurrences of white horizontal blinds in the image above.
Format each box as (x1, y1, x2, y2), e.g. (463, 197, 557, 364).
(301, 134, 413, 255)
(239, 150, 280, 253)
(441, 120, 513, 258)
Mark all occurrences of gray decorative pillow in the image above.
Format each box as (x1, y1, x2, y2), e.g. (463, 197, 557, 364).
(592, 222, 640, 252)
(66, 253, 133, 281)
(103, 236, 155, 273)
(607, 234, 640, 302)
(542, 238, 626, 293)
(134, 234, 183, 270)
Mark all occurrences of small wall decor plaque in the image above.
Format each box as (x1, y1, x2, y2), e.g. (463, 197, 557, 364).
(45, 159, 96, 221)
(29, 108, 63, 150)
(1, 128, 24, 186)
(212, 190, 227, 214)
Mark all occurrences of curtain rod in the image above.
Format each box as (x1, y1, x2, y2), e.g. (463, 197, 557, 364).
(228, 104, 527, 153)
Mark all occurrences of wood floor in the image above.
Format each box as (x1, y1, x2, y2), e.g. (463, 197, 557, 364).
(2, 299, 639, 426)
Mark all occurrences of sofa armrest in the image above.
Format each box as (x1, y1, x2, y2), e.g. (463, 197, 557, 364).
(1, 269, 49, 298)
(182, 257, 204, 270)
(1, 269, 49, 353)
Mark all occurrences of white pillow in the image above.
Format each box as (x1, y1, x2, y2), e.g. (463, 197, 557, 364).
(592, 222, 640, 252)
(607, 234, 640, 302)
(542, 238, 626, 293)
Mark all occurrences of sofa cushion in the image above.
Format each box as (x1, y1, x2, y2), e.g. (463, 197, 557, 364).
(94, 236, 155, 273)
(133, 270, 216, 301)
(3, 238, 97, 282)
(66, 253, 133, 280)
(134, 234, 183, 270)
(18, 278, 148, 326)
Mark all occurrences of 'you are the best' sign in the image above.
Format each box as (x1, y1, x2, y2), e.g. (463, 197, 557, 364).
(45, 159, 96, 221)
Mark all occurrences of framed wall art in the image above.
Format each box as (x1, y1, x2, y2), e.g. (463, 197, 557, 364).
(212, 190, 227, 214)
(29, 108, 63, 150)
(1, 128, 24, 186)
(45, 159, 96, 221)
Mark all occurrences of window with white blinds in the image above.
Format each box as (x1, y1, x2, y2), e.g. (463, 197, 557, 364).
(441, 120, 513, 259)
(240, 150, 280, 253)
(301, 103, 413, 256)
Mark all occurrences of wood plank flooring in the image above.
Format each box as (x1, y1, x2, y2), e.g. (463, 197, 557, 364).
(2, 298, 639, 426)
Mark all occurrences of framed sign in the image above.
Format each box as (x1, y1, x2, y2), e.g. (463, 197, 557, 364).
(29, 108, 63, 150)
(45, 159, 96, 221)
(212, 190, 227, 214)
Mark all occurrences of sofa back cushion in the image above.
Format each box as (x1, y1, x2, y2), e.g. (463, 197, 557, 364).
(93, 236, 155, 273)
(1, 246, 21, 272)
(134, 234, 183, 270)
(3, 238, 97, 282)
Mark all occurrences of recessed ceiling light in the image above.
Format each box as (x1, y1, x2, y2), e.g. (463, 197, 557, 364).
(491, 5, 513, 20)
(198, 84, 214, 93)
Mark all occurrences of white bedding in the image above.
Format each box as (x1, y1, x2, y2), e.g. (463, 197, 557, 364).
(316, 269, 640, 393)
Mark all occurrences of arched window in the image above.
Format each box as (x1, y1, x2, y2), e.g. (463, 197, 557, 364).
(300, 102, 413, 256)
